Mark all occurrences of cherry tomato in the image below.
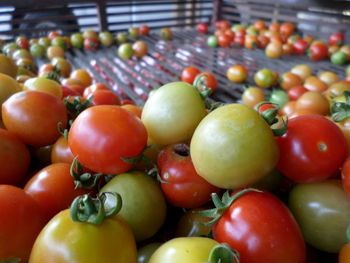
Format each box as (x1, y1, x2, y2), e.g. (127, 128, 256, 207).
(132, 40, 148, 58)
(292, 39, 309, 55)
(0, 72, 21, 106)
(88, 89, 121, 106)
(295, 91, 329, 115)
(99, 31, 113, 47)
(139, 25, 150, 36)
(318, 71, 339, 86)
(308, 42, 328, 61)
(51, 136, 74, 164)
(213, 190, 306, 263)
(197, 22, 209, 34)
(118, 43, 134, 60)
(329, 31, 345, 46)
(254, 68, 276, 88)
(51, 57, 72, 78)
(69, 105, 147, 174)
(331, 51, 348, 65)
(84, 37, 99, 51)
(265, 41, 283, 58)
(46, 46, 65, 60)
(82, 29, 97, 40)
(157, 143, 219, 208)
(280, 72, 303, 90)
(291, 64, 312, 81)
(277, 115, 347, 183)
(257, 35, 270, 49)
(194, 72, 218, 92)
(16, 36, 29, 50)
(160, 28, 173, 40)
(241, 86, 265, 108)
(287, 85, 308, 100)
(304, 76, 328, 92)
(244, 34, 258, 49)
(207, 35, 218, 47)
(70, 33, 84, 49)
(227, 64, 248, 83)
(24, 77, 63, 98)
(218, 34, 231, 48)
(280, 22, 295, 38)
(181, 66, 201, 84)
(70, 69, 92, 88)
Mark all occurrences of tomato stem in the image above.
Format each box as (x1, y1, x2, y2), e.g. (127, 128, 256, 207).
(70, 157, 104, 189)
(193, 73, 213, 100)
(70, 192, 122, 225)
(207, 243, 240, 263)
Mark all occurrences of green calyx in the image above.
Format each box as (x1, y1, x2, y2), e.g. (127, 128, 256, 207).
(204, 243, 240, 263)
(70, 157, 104, 189)
(331, 91, 350, 122)
(193, 73, 213, 100)
(70, 192, 122, 225)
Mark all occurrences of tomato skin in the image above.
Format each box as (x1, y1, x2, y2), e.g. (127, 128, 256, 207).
(69, 105, 147, 174)
(292, 39, 309, 55)
(341, 156, 350, 198)
(157, 144, 219, 208)
(226, 64, 248, 83)
(213, 191, 305, 263)
(181, 66, 201, 84)
(139, 25, 150, 36)
(288, 85, 307, 100)
(277, 115, 347, 183)
(329, 31, 345, 46)
(339, 243, 350, 263)
(218, 34, 231, 48)
(24, 163, 89, 221)
(197, 22, 209, 34)
(194, 72, 218, 92)
(0, 128, 30, 185)
(2, 90, 68, 147)
(0, 185, 46, 262)
(308, 42, 328, 61)
(51, 136, 74, 164)
(29, 209, 137, 263)
(88, 89, 121, 106)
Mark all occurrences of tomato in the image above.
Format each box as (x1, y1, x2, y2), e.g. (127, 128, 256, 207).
(141, 82, 206, 145)
(269, 22, 280, 32)
(30, 43, 45, 58)
(157, 143, 219, 208)
(24, 163, 89, 221)
(38, 37, 51, 48)
(269, 89, 289, 108)
(139, 24, 150, 36)
(341, 156, 350, 199)
(288, 85, 308, 100)
(226, 64, 248, 83)
(24, 77, 62, 98)
(265, 41, 283, 58)
(51, 57, 72, 78)
(0, 72, 21, 106)
(121, 104, 142, 118)
(160, 27, 173, 40)
(331, 51, 348, 65)
(282, 43, 294, 55)
(88, 89, 121, 106)
(329, 31, 345, 46)
(318, 71, 339, 86)
(194, 72, 218, 92)
(129, 27, 140, 39)
(2, 90, 67, 147)
(304, 76, 328, 92)
(254, 68, 276, 88)
(280, 72, 303, 90)
(149, 237, 220, 263)
(51, 36, 67, 50)
(197, 22, 208, 34)
(216, 20, 231, 30)
(277, 115, 347, 183)
(295, 91, 329, 115)
(99, 31, 113, 47)
(241, 86, 265, 108)
(207, 35, 218, 47)
(0, 128, 30, 185)
(29, 209, 137, 262)
(289, 180, 350, 253)
(118, 43, 134, 60)
(100, 171, 166, 241)
(84, 37, 99, 51)
(233, 35, 244, 47)
(175, 209, 211, 237)
(213, 190, 305, 263)
(244, 34, 258, 49)
(0, 54, 18, 78)
(280, 22, 295, 38)
(51, 136, 74, 164)
(70, 33, 84, 49)
(46, 46, 65, 60)
(340, 243, 350, 263)
(257, 35, 269, 49)
(82, 29, 97, 40)
(69, 105, 147, 174)
(291, 64, 312, 81)
(116, 32, 128, 44)
(16, 36, 29, 50)
(70, 69, 92, 88)
(48, 31, 61, 40)
(191, 104, 279, 189)
(254, 19, 266, 31)
(83, 82, 108, 98)
(181, 66, 201, 84)
(308, 42, 328, 61)
(0, 185, 46, 262)
(218, 34, 231, 48)
(292, 39, 309, 55)
(132, 40, 148, 58)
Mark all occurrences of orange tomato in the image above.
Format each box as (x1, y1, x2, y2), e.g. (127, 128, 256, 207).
(304, 76, 328, 92)
(241, 86, 265, 108)
(296, 91, 329, 115)
(265, 41, 283, 59)
(280, 72, 303, 90)
(70, 69, 93, 88)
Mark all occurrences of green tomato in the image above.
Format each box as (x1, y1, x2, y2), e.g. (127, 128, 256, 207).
(346, 64, 350, 77)
(99, 31, 114, 47)
(160, 28, 173, 41)
(254, 68, 276, 88)
(70, 33, 84, 49)
(141, 81, 206, 145)
(100, 171, 167, 242)
(129, 27, 140, 39)
(175, 209, 211, 237)
(12, 49, 32, 60)
(117, 43, 134, 60)
(190, 104, 279, 189)
(30, 44, 45, 58)
(207, 35, 218, 47)
(246, 25, 258, 35)
(269, 89, 289, 108)
(116, 32, 128, 44)
(289, 180, 350, 253)
(138, 243, 162, 263)
(38, 37, 51, 48)
(331, 51, 348, 65)
(149, 237, 219, 263)
(51, 36, 67, 50)
(2, 42, 18, 57)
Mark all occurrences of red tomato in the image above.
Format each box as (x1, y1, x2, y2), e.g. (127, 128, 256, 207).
(181, 66, 201, 84)
(193, 72, 218, 93)
(292, 39, 309, 55)
(218, 34, 231, 48)
(277, 115, 347, 183)
(233, 35, 245, 47)
(84, 37, 99, 51)
(61, 85, 80, 98)
(157, 143, 219, 208)
(88, 89, 121, 106)
(308, 42, 329, 61)
(139, 25, 150, 36)
(287, 85, 308, 100)
(197, 22, 209, 34)
(213, 191, 306, 263)
(2, 91, 68, 147)
(215, 20, 230, 30)
(0, 185, 47, 262)
(68, 105, 148, 174)
(280, 22, 295, 38)
(0, 128, 30, 185)
(329, 32, 345, 46)
(51, 136, 74, 164)
(83, 82, 109, 98)
(341, 156, 350, 199)
(16, 36, 29, 50)
(24, 163, 90, 221)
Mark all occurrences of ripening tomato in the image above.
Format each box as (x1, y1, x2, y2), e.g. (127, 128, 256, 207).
(280, 22, 295, 38)
(2, 90, 67, 147)
(295, 91, 329, 115)
(241, 86, 266, 108)
(304, 76, 328, 92)
(254, 68, 276, 88)
(288, 85, 308, 100)
(181, 66, 201, 84)
(70, 69, 93, 88)
(24, 163, 89, 221)
(318, 71, 339, 86)
(24, 77, 62, 98)
(191, 104, 279, 189)
(0, 72, 21, 107)
(46, 46, 65, 60)
(69, 105, 147, 174)
(88, 89, 121, 106)
(139, 25, 150, 36)
(218, 34, 231, 48)
(157, 143, 219, 208)
(0, 185, 47, 262)
(226, 64, 248, 83)
(329, 32, 345, 46)
(51, 57, 72, 78)
(277, 115, 347, 183)
(308, 42, 328, 61)
(265, 41, 283, 59)
(197, 23, 209, 34)
(51, 136, 74, 164)
(213, 190, 306, 263)
(29, 209, 137, 263)
(291, 64, 312, 81)
(280, 72, 303, 90)
(194, 72, 218, 93)
(132, 40, 148, 58)
(292, 39, 309, 55)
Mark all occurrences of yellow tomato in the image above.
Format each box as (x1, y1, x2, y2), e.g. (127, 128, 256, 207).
(24, 77, 62, 98)
(0, 73, 21, 107)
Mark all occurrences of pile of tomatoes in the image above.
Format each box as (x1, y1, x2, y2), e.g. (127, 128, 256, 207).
(201, 19, 349, 65)
(1, 22, 350, 263)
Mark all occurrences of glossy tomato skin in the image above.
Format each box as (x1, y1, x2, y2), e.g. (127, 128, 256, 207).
(329, 32, 345, 46)
(0, 185, 47, 262)
(277, 115, 347, 183)
(213, 191, 305, 263)
(157, 144, 219, 208)
(29, 209, 137, 263)
(51, 136, 74, 164)
(341, 155, 350, 198)
(309, 42, 328, 61)
(69, 105, 148, 174)
(24, 163, 89, 221)
(293, 39, 309, 55)
(2, 90, 68, 147)
(197, 23, 209, 34)
(88, 89, 121, 106)
(181, 66, 201, 84)
(0, 128, 30, 185)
